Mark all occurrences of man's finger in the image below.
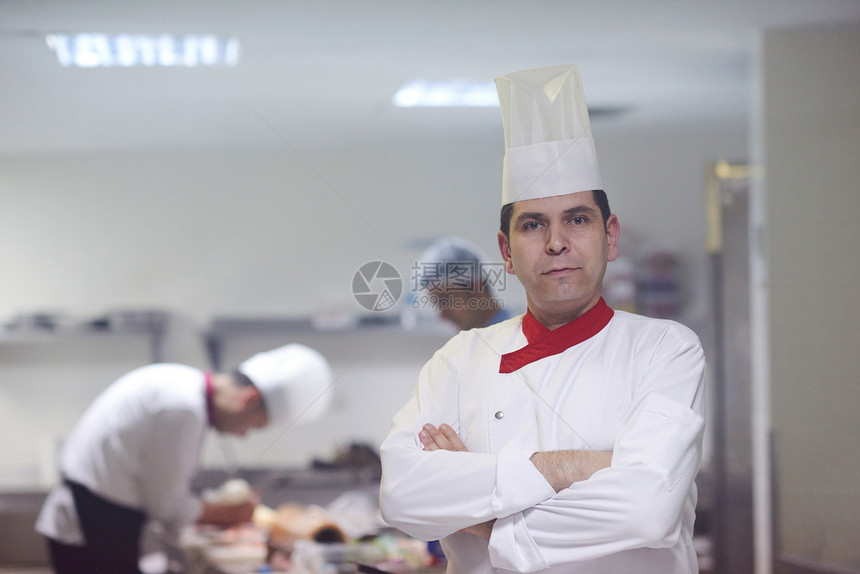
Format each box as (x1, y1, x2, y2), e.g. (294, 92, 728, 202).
(419, 426, 440, 451)
(420, 424, 452, 450)
(438, 424, 467, 451)
(420, 423, 458, 451)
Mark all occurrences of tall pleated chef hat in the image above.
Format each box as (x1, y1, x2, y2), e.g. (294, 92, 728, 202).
(494, 64, 602, 205)
(239, 343, 332, 427)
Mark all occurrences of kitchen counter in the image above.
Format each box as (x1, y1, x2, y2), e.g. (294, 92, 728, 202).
(173, 468, 442, 574)
(0, 490, 49, 568)
(165, 526, 446, 574)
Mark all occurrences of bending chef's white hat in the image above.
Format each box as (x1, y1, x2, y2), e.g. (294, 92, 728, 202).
(239, 344, 332, 427)
(494, 64, 603, 205)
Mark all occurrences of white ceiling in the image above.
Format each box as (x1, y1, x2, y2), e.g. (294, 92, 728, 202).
(2, 0, 860, 156)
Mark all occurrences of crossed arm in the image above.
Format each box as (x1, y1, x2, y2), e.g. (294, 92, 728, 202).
(418, 423, 612, 539)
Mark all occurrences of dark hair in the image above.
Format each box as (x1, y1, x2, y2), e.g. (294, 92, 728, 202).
(231, 371, 255, 388)
(593, 189, 611, 226)
(500, 203, 514, 239)
(500, 190, 611, 238)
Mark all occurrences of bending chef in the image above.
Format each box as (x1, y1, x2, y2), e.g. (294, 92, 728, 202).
(36, 343, 331, 574)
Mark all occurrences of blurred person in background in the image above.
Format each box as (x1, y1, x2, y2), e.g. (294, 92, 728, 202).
(36, 343, 331, 574)
(415, 236, 512, 331)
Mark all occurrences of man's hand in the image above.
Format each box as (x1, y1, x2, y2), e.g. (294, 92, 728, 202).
(420, 424, 611, 494)
(419, 423, 467, 451)
(417, 423, 495, 539)
(198, 498, 257, 527)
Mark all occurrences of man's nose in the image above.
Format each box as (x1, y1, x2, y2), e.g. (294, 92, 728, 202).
(546, 225, 569, 254)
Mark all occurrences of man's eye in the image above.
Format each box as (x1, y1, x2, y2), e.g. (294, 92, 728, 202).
(571, 216, 586, 225)
(523, 221, 541, 230)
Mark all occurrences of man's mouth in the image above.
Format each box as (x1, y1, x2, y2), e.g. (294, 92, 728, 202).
(542, 267, 578, 276)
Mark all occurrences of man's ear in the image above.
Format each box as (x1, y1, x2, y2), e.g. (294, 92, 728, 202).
(606, 214, 621, 262)
(497, 230, 515, 274)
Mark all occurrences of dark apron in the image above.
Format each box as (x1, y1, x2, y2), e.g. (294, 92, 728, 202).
(47, 479, 147, 574)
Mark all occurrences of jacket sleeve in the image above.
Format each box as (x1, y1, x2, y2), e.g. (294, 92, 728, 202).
(379, 341, 556, 541)
(138, 408, 204, 531)
(488, 326, 706, 572)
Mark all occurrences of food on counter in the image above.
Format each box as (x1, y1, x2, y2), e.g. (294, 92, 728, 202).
(270, 503, 347, 545)
(182, 479, 441, 572)
(204, 477, 255, 505)
(262, 503, 344, 573)
(177, 523, 269, 572)
(181, 514, 439, 573)
(253, 503, 278, 529)
(275, 535, 435, 574)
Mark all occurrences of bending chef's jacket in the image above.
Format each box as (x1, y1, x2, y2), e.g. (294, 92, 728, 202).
(380, 302, 706, 573)
(36, 364, 209, 544)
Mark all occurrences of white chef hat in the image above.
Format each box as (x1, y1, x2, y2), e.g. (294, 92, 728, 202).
(239, 343, 332, 427)
(494, 64, 603, 205)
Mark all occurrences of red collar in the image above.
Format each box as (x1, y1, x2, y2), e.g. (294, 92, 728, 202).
(204, 372, 216, 427)
(499, 298, 614, 374)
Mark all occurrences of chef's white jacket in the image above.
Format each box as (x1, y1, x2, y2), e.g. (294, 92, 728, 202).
(36, 364, 208, 544)
(380, 310, 706, 573)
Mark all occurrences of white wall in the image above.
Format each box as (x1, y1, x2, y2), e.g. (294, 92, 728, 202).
(0, 116, 747, 489)
(0, 120, 745, 324)
(0, 143, 510, 322)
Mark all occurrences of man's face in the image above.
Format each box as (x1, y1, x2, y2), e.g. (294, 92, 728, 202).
(215, 388, 269, 437)
(231, 405, 268, 437)
(497, 191, 619, 326)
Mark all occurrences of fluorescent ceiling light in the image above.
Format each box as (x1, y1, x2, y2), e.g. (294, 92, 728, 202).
(393, 80, 498, 108)
(45, 33, 241, 68)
